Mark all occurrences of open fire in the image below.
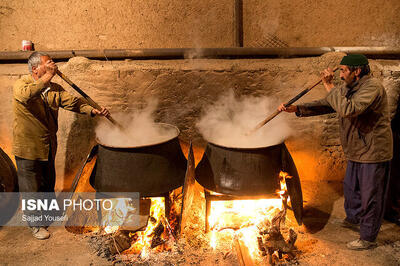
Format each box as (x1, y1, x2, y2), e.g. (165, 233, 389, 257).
(99, 189, 182, 260)
(122, 197, 170, 257)
(207, 171, 297, 264)
(88, 169, 298, 265)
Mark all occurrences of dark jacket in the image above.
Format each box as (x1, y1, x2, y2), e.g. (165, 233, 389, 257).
(297, 75, 393, 163)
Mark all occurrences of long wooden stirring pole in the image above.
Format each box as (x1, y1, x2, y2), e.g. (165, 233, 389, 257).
(246, 67, 339, 135)
(56, 70, 126, 131)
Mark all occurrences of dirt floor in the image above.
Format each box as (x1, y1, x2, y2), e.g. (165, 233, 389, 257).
(1, 179, 400, 265)
(295, 180, 400, 266)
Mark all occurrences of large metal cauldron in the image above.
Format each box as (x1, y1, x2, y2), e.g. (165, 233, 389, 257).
(0, 147, 19, 224)
(90, 123, 187, 197)
(195, 141, 303, 224)
(0, 147, 18, 193)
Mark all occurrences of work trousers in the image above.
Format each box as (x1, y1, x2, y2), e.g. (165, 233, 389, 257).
(15, 153, 57, 227)
(344, 160, 390, 242)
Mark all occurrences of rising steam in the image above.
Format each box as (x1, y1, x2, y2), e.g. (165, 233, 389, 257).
(95, 99, 177, 147)
(196, 91, 292, 148)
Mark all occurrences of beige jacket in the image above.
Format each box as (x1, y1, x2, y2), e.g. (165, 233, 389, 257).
(13, 74, 93, 160)
(297, 75, 393, 163)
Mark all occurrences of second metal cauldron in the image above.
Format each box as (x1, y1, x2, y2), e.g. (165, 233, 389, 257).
(195, 141, 303, 224)
(90, 123, 187, 197)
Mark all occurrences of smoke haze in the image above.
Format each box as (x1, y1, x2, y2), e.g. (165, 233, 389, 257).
(196, 91, 292, 148)
(95, 99, 177, 147)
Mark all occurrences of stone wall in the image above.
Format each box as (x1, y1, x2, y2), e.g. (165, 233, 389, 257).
(0, 0, 399, 51)
(0, 53, 399, 191)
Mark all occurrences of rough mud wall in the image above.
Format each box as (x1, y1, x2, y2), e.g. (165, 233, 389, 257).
(245, 0, 400, 47)
(0, 53, 399, 191)
(1, 0, 399, 51)
(0, 0, 234, 51)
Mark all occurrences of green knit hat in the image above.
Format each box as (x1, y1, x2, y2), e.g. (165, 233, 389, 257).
(340, 54, 369, 66)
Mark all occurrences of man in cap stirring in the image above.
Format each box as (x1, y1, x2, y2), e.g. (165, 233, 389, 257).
(13, 52, 109, 239)
(279, 54, 393, 250)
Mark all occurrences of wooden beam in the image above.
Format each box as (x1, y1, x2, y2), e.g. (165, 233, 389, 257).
(234, 0, 243, 47)
(179, 142, 196, 236)
(234, 237, 256, 266)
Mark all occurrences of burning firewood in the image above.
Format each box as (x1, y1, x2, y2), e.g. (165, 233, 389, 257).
(234, 237, 256, 266)
(107, 230, 132, 255)
(160, 215, 177, 241)
(256, 206, 298, 265)
(150, 222, 166, 249)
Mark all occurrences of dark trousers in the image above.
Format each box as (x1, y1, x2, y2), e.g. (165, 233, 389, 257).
(15, 154, 56, 227)
(15, 156, 56, 193)
(344, 160, 391, 242)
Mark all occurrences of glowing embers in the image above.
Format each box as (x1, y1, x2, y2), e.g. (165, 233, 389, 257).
(124, 197, 171, 257)
(101, 195, 180, 259)
(207, 171, 298, 263)
(209, 198, 283, 231)
(209, 198, 283, 257)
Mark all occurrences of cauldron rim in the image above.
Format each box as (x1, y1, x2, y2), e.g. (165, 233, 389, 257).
(95, 122, 180, 149)
(206, 140, 285, 150)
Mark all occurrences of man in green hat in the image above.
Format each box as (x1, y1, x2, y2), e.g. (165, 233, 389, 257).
(278, 54, 393, 250)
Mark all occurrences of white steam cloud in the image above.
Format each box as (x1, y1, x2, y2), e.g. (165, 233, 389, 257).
(95, 99, 177, 147)
(196, 91, 292, 148)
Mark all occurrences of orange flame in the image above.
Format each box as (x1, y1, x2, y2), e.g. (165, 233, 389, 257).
(101, 197, 172, 257)
(278, 171, 292, 204)
(208, 198, 283, 257)
(123, 197, 171, 257)
(208, 171, 291, 260)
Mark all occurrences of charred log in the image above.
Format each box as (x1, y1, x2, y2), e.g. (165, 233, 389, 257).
(257, 207, 298, 265)
(108, 230, 132, 255)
